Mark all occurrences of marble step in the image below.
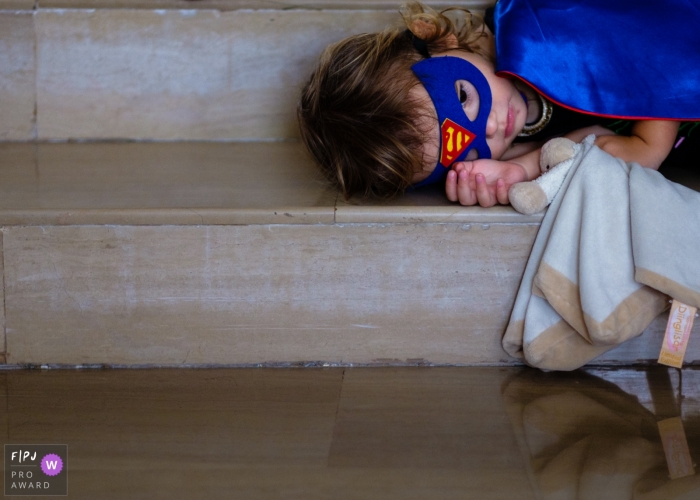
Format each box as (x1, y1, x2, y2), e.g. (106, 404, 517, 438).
(8, 366, 697, 499)
(0, 141, 696, 367)
(0, 1, 491, 141)
(8, 0, 490, 10)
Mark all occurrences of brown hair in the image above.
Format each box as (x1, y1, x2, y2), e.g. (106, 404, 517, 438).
(297, 2, 492, 199)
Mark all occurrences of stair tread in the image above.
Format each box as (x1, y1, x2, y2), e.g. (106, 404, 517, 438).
(0, 142, 541, 225)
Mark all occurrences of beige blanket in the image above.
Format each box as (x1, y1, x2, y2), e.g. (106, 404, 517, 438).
(504, 136, 700, 370)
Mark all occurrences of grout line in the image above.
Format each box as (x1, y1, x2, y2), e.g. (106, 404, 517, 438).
(334, 368, 345, 421)
(326, 367, 345, 465)
(1, 231, 6, 362)
(31, 5, 39, 140)
(333, 192, 338, 223)
(4, 371, 8, 443)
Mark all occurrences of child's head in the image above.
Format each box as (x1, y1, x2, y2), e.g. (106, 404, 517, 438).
(298, 3, 498, 199)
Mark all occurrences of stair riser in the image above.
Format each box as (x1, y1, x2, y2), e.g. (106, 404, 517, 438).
(3, 224, 693, 366)
(0, 12, 35, 140)
(5, 224, 533, 365)
(2, 8, 398, 141)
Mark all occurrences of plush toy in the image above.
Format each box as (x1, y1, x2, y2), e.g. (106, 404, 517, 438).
(508, 137, 584, 215)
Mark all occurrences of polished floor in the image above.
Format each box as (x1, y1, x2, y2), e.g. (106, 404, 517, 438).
(1, 366, 699, 499)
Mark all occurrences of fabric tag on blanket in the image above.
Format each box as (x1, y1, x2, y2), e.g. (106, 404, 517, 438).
(658, 300, 697, 368)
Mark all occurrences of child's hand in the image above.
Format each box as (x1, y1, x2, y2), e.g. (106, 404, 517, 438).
(446, 159, 528, 207)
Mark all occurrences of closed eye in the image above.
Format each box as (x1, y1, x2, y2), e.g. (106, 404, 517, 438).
(455, 79, 480, 121)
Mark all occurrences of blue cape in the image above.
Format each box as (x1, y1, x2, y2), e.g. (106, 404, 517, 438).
(493, 0, 700, 120)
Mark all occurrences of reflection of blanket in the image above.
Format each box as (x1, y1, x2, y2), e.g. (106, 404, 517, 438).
(501, 369, 700, 500)
(503, 136, 700, 371)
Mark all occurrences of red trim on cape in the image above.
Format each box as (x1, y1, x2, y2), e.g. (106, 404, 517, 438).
(497, 71, 700, 122)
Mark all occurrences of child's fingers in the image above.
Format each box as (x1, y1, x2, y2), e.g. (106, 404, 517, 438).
(457, 170, 477, 205)
(496, 179, 509, 205)
(451, 161, 472, 174)
(475, 174, 496, 207)
(445, 170, 459, 202)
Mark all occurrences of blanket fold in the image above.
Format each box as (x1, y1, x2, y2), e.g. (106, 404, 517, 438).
(504, 136, 700, 371)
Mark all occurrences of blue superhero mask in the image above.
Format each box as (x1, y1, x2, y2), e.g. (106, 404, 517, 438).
(411, 56, 492, 187)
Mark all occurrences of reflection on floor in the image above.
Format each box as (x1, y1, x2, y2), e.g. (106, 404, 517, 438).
(1, 366, 699, 499)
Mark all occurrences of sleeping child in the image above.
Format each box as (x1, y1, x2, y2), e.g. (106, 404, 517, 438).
(297, 0, 700, 207)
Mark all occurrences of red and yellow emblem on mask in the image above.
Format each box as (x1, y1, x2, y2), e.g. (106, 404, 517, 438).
(439, 118, 475, 167)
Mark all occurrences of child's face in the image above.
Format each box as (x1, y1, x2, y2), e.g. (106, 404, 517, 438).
(412, 50, 528, 184)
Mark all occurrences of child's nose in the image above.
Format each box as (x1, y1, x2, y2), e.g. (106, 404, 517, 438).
(486, 109, 498, 137)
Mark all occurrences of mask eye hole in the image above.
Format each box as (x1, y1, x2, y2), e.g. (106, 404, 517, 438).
(455, 79, 480, 121)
